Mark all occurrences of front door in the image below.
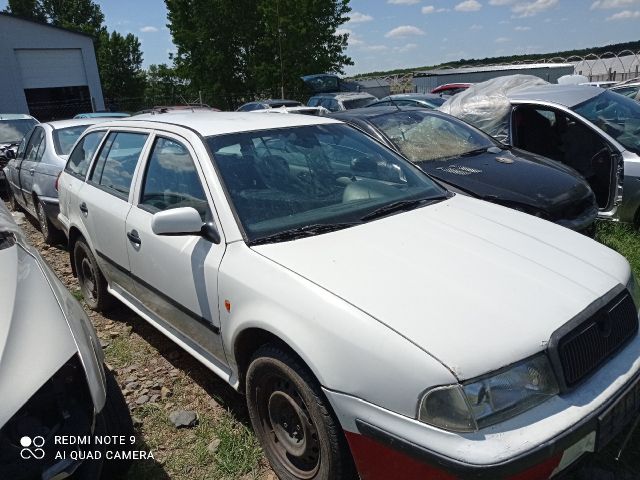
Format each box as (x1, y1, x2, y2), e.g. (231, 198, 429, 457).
(125, 133, 227, 364)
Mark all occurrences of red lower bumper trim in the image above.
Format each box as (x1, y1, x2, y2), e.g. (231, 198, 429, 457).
(345, 430, 563, 480)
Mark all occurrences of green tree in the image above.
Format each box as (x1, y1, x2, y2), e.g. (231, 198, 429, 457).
(5, 0, 46, 21)
(165, 0, 352, 109)
(40, 0, 105, 38)
(98, 31, 146, 104)
(145, 63, 187, 104)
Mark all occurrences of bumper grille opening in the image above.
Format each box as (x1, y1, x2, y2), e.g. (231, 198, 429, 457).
(559, 293, 638, 387)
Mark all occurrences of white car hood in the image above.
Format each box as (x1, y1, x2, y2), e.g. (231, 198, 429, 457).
(253, 195, 630, 380)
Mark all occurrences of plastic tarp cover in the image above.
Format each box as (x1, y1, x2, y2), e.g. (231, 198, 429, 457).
(438, 75, 549, 143)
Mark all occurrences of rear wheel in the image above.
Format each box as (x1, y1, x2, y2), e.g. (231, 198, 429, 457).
(36, 200, 61, 245)
(74, 239, 113, 311)
(246, 344, 355, 480)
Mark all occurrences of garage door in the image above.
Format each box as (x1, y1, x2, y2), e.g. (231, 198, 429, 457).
(15, 49, 87, 89)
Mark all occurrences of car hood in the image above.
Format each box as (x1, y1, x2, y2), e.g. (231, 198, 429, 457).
(416, 148, 594, 217)
(0, 225, 77, 427)
(252, 194, 630, 380)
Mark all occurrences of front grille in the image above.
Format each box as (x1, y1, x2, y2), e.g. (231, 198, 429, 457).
(558, 293, 638, 387)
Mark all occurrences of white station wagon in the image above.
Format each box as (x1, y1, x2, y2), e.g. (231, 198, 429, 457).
(57, 111, 640, 480)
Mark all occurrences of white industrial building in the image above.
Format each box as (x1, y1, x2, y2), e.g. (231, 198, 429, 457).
(0, 13, 104, 121)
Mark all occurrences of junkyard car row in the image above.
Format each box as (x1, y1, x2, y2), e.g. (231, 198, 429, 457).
(2, 74, 640, 480)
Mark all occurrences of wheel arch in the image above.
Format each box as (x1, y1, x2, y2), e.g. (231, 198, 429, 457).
(67, 226, 85, 276)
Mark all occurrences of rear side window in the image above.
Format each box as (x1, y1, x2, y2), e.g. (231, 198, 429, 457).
(66, 131, 106, 178)
(53, 125, 91, 155)
(90, 132, 148, 198)
(139, 137, 209, 220)
(24, 127, 45, 162)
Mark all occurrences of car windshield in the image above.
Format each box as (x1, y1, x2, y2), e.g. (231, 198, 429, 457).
(422, 97, 446, 108)
(0, 118, 38, 143)
(368, 110, 496, 162)
(206, 123, 447, 243)
(572, 90, 640, 155)
(343, 98, 374, 109)
(610, 86, 639, 99)
(53, 125, 91, 155)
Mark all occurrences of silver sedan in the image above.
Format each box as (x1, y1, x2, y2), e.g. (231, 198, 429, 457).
(5, 118, 111, 243)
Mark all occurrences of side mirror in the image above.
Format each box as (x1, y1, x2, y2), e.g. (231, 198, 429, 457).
(151, 207, 220, 244)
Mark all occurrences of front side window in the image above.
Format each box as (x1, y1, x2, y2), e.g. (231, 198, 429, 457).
(369, 111, 495, 162)
(572, 90, 640, 155)
(342, 98, 374, 110)
(90, 132, 148, 198)
(66, 131, 106, 178)
(207, 124, 446, 243)
(53, 125, 91, 155)
(140, 137, 209, 220)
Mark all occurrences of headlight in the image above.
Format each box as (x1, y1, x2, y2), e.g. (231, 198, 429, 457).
(419, 354, 559, 432)
(628, 272, 640, 313)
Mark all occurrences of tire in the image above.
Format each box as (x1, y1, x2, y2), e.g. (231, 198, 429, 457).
(74, 238, 113, 311)
(36, 200, 61, 245)
(98, 367, 135, 479)
(246, 344, 356, 480)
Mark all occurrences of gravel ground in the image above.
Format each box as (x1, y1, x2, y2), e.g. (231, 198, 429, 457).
(8, 201, 640, 480)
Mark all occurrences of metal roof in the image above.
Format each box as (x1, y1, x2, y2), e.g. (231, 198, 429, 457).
(414, 63, 573, 77)
(0, 12, 94, 38)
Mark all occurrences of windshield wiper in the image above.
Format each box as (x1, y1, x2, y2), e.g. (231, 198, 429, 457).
(250, 222, 361, 246)
(360, 196, 447, 222)
(460, 147, 491, 157)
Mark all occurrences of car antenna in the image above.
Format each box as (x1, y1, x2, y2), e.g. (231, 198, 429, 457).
(372, 75, 401, 112)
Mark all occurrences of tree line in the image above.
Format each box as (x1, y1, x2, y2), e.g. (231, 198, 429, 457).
(5, 0, 353, 111)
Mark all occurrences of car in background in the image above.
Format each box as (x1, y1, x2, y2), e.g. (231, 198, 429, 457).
(57, 111, 640, 480)
(0, 114, 39, 198)
(307, 91, 376, 112)
(431, 82, 472, 96)
(331, 106, 598, 233)
(74, 112, 131, 119)
(441, 75, 640, 226)
(134, 105, 220, 115)
(366, 93, 447, 109)
(5, 118, 111, 244)
(0, 201, 133, 480)
(236, 99, 302, 111)
(610, 82, 640, 102)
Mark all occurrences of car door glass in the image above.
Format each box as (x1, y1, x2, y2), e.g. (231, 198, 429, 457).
(34, 133, 46, 162)
(16, 129, 33, 160)
(90, 132, 148, 199)
(66, 131, 107, 178)
(139, 137, 209, 221)
(24, 128, 44, 162)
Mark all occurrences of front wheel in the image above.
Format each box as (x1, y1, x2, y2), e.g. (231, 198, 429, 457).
(74, 239, 113, 311)
(246, 344, 356, 480)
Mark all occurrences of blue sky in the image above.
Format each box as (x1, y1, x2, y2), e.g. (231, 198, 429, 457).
(2, 0, 640, 75)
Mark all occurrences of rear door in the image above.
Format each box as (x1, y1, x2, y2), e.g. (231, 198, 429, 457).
(82, 130, 151, 293)
(125, 132, 227, 363)
(18, 126, 46, 212)
(6, 129, 32, 200)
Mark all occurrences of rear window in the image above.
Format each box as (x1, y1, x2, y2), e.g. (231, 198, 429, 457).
(53, 125, 91, 155)
(65, 131, 106, 178)
(342, 98, 374, 110)
(0, 118, 38, 144)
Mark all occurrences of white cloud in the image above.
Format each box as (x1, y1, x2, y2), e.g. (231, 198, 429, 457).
(606, 9, 640, 18)
(489, 0, 514, 4)
(495, 36, 511, 42)
(455, 0, 482, 11)
(140, 26, 158, 33)
(591, 0, 640, 8)
(514, 25, 532, 30)
(388, 0, 421, 4)
(348, 12, 373, 23)
(511, 0, 558, 17)
(335, 28, 365, 46)
(422, 5, 436, 13)
(470, 23, 484, 29)
(363, 44, 389, 52)
(385, 25, 426, 37)
(395, 43, 419, 53)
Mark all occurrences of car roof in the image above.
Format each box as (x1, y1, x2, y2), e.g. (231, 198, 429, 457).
(507, 84, 604, 107)
(310, 92, 375, 99)
(0, 113, 37, 121)
(385, 93, 442, 100)
(74, 112, 130, 118)
(44, 118, 114, 130)
(100, 111, 342, 136)
(262, 99, 301, 105)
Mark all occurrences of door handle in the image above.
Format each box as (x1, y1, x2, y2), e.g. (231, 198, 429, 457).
(29, 168, 35, 176)
(79, 202, 88, 214)
(127, 230, 142, 245)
